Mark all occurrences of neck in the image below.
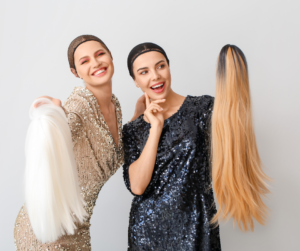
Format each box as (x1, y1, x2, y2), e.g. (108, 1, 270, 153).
(158, 89, 181, 110)
(85, 80, 113, 111)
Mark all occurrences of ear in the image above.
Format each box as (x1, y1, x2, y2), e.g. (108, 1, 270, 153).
(70, 68, 80, 78)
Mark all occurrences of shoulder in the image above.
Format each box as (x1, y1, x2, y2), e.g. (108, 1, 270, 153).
(183, 95, 214, 116)
(187, 95, 214, 108)
(112, 93, 121, 108)
(123, 115, 143, 132)
(186, 95, 214, 130)
(123, 115, 148, 138)
(63, 87, 91, 115)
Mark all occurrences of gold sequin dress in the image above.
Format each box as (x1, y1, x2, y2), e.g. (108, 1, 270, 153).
(14, 87, 124, 251)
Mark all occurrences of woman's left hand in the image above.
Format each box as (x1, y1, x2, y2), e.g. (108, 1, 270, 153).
(34, 96, 62, 108)
(131, 94, 146, 121)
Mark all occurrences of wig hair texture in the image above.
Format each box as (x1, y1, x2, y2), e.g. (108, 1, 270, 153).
(127, 42, 170, 78)
(67, 34, 110, 71)
(25, 98, 87, 243)
(211, 45, 270, 231)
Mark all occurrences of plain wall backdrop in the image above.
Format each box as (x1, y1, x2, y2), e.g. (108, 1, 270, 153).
(0, 0, 299, 250)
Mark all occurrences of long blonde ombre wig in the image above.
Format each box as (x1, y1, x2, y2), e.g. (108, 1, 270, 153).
(211, 45, 270, 231)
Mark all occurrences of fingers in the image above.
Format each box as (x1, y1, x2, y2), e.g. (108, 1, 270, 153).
(37, 95, 53, 100)
(145, 93, 150, 108)
(34, 96, 52, 108)
(34, 101, 48, 108)
(33, 96, 62, 108)
(144, 102, 164, 125)
(146, 103, 163, 113)
(151, 99, 166, 104)
(144, 93, 165, 106)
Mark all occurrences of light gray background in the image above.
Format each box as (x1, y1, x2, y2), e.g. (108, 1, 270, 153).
(0, 0, 299, 250)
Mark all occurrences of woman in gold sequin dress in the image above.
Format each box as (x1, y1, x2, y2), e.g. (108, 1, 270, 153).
(14, 35, 142, 251)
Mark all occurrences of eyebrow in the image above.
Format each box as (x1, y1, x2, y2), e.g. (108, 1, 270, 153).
(78, 49, 105, 62)
(137, 60, 165, 72)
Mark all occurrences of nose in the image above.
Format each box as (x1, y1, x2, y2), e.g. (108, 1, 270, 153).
(152, 69, 161, 81)
(91, 57, 102, 69)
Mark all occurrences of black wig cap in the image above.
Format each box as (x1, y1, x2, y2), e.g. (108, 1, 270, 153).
(127, 42, 170, 78)
(68, 34, 109, 71)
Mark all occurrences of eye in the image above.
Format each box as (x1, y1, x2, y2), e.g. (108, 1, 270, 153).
(81, 60, 88, 64)
(158, 64, 165, 69)
(141, 71, 148, 75)
(97, 52, 105, 57)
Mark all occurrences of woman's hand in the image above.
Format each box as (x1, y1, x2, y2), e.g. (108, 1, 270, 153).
(128, 93, 166, 196)
(135, 94, 146, 116)
(131, 95, 146, 121)
(34, 96, 62, 108)
(143, 93, 165, 129)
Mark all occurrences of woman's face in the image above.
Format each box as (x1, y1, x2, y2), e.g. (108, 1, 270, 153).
(132, 51, 171, 100)
(72, 41, 114, 87)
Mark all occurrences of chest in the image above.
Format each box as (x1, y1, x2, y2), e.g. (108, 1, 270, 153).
(101, 109, 119, 147)
(139, 115, 204, 154)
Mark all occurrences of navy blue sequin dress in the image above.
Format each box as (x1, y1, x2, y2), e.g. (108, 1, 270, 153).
(123, 95, 221, 251)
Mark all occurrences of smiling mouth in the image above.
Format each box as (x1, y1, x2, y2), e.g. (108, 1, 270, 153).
(151, 83, 164, 90)
(92, 67, 107, 76)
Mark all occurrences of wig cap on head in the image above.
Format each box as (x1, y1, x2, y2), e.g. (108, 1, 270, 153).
(68, 34, 109, 71)
(127, 42, 170, 78)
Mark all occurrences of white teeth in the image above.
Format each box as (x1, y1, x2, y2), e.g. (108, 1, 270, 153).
(152, 84, 164, 89)
(94, 69, 105, 75)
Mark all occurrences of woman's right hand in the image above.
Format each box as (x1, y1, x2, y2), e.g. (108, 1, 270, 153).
(128, 93, 166, 195)
(143, 93, 165, 129)
(34, 96, 62, 108)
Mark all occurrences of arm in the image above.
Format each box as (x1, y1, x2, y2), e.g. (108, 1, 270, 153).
(129, 126, 162, 195)
(127, 93, 165, 195)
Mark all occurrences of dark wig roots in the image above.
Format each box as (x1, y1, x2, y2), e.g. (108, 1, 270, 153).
(217, 44, 248, 80)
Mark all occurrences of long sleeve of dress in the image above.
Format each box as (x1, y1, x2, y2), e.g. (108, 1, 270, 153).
(123, 118, 164, 197)
(61, 106, 83, 147)
(122, 122, 142, 195)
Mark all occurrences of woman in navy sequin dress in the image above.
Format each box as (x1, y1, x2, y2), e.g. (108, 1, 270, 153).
(123, 43, 221, 251)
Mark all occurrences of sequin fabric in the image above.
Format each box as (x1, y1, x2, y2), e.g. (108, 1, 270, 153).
(123, 95, 221, 251)
(14, 87, 124, 251)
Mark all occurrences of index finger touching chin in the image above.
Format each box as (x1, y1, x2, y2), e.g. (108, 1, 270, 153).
(145, 93, 150, 107)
